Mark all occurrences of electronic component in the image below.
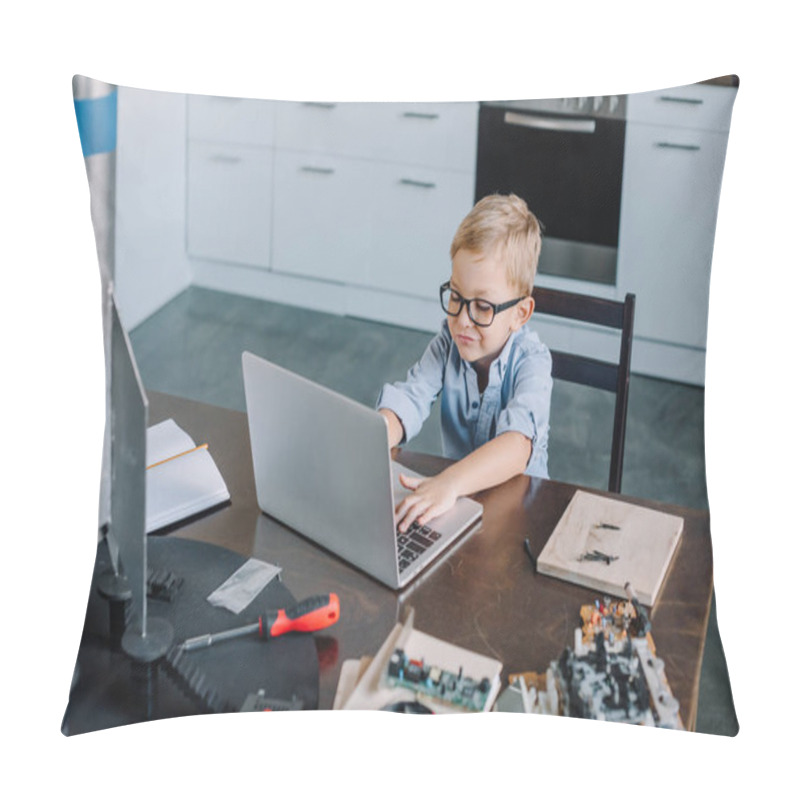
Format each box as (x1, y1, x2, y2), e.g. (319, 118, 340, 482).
(240, 691, 304, 712)
(552, 633, 653, 724)
(506, 593, 681, 728)
(546, 631, 680, 728)
(578, 593, 653, 652)
(385, 648, 492, 712)
(146, 567, 184, 603)
(381, 700, 433, 714)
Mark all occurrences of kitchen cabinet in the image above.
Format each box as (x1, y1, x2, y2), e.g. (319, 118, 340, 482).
(617, 124, 731, 349)
(180, 84, 734, 385)
(271, 154, 474, 294)
(186, 96, 477, 314)
(274, 101, 478, 171)
(187, 95, 276, 146)
(272, 101, 477, 294)
(369, 103, 481, 172)
(616, 83, 736, 370)
(187, 141, 273, 268)
(274, 102, 383, 160)
(367, 164, 475, 297)
(271, 150, 375, 285)
(186, 96, 276, 268)
(624, 82, 736, 131)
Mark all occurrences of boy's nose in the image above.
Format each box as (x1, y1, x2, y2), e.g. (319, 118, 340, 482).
(455, 302, 474, 327)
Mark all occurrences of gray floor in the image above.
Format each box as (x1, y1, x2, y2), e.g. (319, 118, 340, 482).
(130, 285, 738, 734)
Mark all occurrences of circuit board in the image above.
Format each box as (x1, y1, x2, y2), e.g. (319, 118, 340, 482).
(239, 692, 304, 712)
(579, 596, 655, 654)
(385, 648, 493, 712)
(505, 594, 681, 728)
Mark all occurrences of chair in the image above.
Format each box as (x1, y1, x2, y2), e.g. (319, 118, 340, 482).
(532, 286, 636, 494)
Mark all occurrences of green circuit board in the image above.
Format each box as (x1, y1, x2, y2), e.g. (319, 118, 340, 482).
(385, 648, 492, 712)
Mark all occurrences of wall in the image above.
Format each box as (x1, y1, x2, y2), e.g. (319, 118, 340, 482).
(114, 86, 192, 330)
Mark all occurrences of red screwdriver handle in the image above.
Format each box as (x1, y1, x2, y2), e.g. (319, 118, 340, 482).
(259, 593, 340, 639)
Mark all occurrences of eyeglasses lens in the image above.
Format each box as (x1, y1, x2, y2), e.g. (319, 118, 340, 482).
(441, 288, 494, 327)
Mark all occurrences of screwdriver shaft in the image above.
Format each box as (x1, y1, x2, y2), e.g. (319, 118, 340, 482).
(181, 622, 260, 651)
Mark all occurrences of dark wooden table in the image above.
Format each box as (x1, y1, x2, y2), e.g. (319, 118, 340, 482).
(149, 391, 714, 730)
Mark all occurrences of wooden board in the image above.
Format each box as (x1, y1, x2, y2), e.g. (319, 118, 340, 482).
(536, 490, 684, 606)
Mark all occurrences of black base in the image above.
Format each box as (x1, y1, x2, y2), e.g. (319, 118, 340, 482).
(62, 537, 319, 735)
(121, 616, 174, 663)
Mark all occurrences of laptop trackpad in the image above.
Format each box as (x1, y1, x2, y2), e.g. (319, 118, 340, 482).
(390, 461, 423, 503)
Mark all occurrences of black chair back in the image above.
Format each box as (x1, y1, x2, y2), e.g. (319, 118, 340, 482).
(533, 286, 636, 494)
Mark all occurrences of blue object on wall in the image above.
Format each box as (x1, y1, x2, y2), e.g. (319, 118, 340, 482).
(74, 90, 117, 157)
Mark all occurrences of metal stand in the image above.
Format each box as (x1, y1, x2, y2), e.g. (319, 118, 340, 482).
(121, 617, 174, 720)
(97, 572, 132, 651)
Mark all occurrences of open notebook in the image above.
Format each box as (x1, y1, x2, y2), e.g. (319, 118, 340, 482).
(145, 419, 230, 533)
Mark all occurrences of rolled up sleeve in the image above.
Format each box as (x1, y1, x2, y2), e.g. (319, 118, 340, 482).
(376, 325, 449, 443)
(495, 346, 552, 472)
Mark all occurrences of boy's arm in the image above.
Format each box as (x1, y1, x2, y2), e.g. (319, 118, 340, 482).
(376, 324, 449, 446)
(394, 431, 532, 532)
(379, 408, 405, 449)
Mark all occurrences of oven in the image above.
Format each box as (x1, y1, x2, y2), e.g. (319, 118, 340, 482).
(475, 96, 627, 286)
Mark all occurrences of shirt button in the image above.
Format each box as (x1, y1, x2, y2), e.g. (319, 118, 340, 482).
(472, 401, 478, 409)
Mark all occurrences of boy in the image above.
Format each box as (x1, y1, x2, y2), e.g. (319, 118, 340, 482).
(377, 193, 552, 533)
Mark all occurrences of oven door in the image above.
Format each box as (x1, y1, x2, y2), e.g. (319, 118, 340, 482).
(475, 104, 626, 286)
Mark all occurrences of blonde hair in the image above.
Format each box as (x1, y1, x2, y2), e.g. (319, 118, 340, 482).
(450, 194, 542, 294)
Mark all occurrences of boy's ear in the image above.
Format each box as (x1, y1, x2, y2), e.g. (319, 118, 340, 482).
(513, 296, 535, 328)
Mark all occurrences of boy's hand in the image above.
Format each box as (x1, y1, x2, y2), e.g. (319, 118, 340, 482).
(392, 432, 532, 532)
(395, 472, 460, 533)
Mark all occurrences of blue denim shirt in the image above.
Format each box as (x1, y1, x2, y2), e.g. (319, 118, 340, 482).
(377, 321, 553, 478)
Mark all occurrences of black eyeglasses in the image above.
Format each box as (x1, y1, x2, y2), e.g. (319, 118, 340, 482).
(439, 282, 527, 328)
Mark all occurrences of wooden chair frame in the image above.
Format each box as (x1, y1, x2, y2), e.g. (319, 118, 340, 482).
(533, 286, 636, 494)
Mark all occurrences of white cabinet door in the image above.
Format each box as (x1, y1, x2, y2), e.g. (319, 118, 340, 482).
(372, 103, 479, 171)
(188, 95, 275, 145)
(274, 101, 479, 171)
(617, 123, 732, 349)
(187, 142, 273, 268)
(274, 102, 382, 160)
(367, 164, 476, 298)
(271, 150, 375, 285)
(626, 84, 736, 133)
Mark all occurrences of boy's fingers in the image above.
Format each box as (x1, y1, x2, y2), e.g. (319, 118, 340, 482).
(395, 475, 425, 528)
(397, 510, 418, 532)
(396, 495, 431, 532)
(395, 488, 422, 516)
(416, 508, 437, 526)
(398, 473, 421, 489)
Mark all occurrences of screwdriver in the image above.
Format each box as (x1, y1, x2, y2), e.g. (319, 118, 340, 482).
(180, 593, 340, 652)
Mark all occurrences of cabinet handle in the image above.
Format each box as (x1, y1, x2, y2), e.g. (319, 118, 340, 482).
(301, 166, 335, 175)
(400, 178, 436, 189)
(658, 95, 703, 105)
(504, 111, 596, 134)
(208, 154, 242, 164)
(302, 102, 337, 109)
(402, 111, 440, 120)
(656, 142, 701, 151)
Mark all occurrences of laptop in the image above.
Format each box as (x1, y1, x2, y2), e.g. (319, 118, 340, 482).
(242, 351, 483, 590)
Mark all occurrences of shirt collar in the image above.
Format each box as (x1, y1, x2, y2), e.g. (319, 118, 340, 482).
(491, 328, 519, 381)
(454, 326, 520, 383)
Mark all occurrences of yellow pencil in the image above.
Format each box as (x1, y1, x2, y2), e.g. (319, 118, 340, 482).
(147, 443, 209, 470)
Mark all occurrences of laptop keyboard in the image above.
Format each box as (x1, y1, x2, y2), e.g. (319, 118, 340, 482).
(396, 521, 442, 573)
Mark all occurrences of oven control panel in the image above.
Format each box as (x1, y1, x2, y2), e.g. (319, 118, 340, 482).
(482, 95, 627, 120)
